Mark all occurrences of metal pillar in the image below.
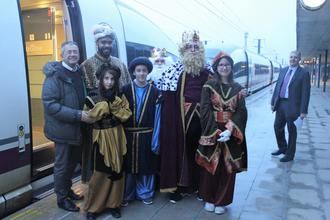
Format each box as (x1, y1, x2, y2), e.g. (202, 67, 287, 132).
(318, 54, 321, 88)
(313, 58, 316, 86)
(324, 49, 328, 92)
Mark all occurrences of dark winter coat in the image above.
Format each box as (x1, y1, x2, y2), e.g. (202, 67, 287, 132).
(42, 61, 86, 145)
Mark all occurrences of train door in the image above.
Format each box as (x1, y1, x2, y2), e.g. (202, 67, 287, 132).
(0, 2, 32, 217)
(19, 0, 79, 178)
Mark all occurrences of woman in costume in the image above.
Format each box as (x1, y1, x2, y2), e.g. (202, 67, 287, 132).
(196, 52, 248, 215)
(84, 63, 132, 219)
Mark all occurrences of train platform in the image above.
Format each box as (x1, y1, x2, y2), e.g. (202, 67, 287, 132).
(5, 85, 330, 220)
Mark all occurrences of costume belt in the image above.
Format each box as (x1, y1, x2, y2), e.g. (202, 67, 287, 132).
(214, 111, 233, 123)
(125, 127, 153, 133)
(93, 116, 120, 129)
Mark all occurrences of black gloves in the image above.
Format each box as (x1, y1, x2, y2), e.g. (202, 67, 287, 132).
(104, 89, 116, 103)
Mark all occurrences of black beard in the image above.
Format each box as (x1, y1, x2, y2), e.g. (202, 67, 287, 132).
(98, 46, 112, 58)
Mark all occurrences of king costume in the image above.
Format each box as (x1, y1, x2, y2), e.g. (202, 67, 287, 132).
(158, 60, 209, 193)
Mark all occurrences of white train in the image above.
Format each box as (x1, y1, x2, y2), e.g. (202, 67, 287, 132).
(205, 44, 281, 94)
(0, 0, 178, 217)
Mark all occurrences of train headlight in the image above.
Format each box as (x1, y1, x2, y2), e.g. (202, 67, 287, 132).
(300, 0, 327, 11)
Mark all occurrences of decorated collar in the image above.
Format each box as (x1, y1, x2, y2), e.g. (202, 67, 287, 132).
(155, 61, 183, 91)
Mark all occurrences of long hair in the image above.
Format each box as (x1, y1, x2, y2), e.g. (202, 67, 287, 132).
(96, 63, 121, 97)
(212, 55, 234, 84)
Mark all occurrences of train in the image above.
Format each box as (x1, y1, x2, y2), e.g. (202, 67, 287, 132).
(205, 43, 282, 94)
(0, 0, 281, 217)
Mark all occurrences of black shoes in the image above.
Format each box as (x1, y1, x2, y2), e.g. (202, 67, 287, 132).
(86, 212, 96, 220)
(109, 208, 121, 218)
(68, 190, 84, 201)
(57, 198, 80, 212)
(280, 156, 293, 162)
(169, 191, 183, 204)
(271, 149, 286, 156)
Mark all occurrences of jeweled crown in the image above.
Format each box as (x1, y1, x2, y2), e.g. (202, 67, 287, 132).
(182, 30, 200, 44)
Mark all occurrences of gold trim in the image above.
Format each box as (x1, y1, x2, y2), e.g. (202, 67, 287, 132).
(136, 133, 139, 173)
(185, 104, 199, 134)
(179, 71, 187, 184)
(224, 142, 245, 162)
(203, 84, 238, 104)
(128, 129, 152, 134)
(160, 187, 177, 193)
(227, 119, 244, 143)
(200, 129, 221, 139)
(220, 84, 232, 99)
(131, 83, 136, 128)
(196, 145, 221, 162)
(86, 96, 96, 107)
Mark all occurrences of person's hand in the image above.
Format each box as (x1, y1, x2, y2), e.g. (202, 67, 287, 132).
(300, 113, 307, 119)
(104, 90, 115, 103)
(81, 111, 97, 124)
(217, 130, 231, 142)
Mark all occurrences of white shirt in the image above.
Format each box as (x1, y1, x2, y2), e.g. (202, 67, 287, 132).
(62, 62, 79, 72)
(284, 66, 298, 98)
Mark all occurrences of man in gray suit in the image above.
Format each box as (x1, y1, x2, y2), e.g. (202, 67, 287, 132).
(270, 50, 311, 162)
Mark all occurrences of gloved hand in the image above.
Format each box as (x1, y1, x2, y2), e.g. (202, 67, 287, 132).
(217, 129, 231, 142)
(104, 90, 116, 103)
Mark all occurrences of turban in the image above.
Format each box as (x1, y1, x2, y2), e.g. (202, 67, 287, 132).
(92, 23, 115, 42)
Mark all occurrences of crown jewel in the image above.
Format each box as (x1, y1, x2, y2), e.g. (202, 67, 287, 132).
(182, 30, 200, 44)
(151, 48, 167, 58)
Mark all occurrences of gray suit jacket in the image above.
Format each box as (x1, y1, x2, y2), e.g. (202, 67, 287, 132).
(271, 66, 311, 119)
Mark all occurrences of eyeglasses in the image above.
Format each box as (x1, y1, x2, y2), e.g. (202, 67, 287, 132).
(218, 64, 231, 68)
(185, 44, 199, 50)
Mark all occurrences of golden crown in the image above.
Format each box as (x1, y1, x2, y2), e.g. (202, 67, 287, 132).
(182, 30, 200, 44)
(151, 48, 167, 58)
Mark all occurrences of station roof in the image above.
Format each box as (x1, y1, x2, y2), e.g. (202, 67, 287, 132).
(297, 0, 330, 63)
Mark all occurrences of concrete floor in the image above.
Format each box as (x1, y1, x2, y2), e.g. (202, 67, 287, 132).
(6, 85, 330, 220)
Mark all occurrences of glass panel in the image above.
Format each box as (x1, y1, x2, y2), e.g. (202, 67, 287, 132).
(20, 0, 68, 177)
(126, 41, 153, 65)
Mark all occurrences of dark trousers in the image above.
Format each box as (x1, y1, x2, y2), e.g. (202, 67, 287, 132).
(54, 143, 81, 202)
(274, 100, 297, 159)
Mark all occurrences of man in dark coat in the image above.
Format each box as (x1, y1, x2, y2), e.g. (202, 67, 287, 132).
(271, 50, 311, 162)
(42, 41, 95, 212)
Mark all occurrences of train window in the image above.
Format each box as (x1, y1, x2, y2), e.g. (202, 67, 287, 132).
(231, 49, 248, 88)
(125, 42, 153, 65)
(111, 34, 119, 58)
(255, 64, 270, 75)
(20, 0, 73, 178)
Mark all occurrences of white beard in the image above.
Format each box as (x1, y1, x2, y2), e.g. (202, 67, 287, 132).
(182, 52, 205, 77)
